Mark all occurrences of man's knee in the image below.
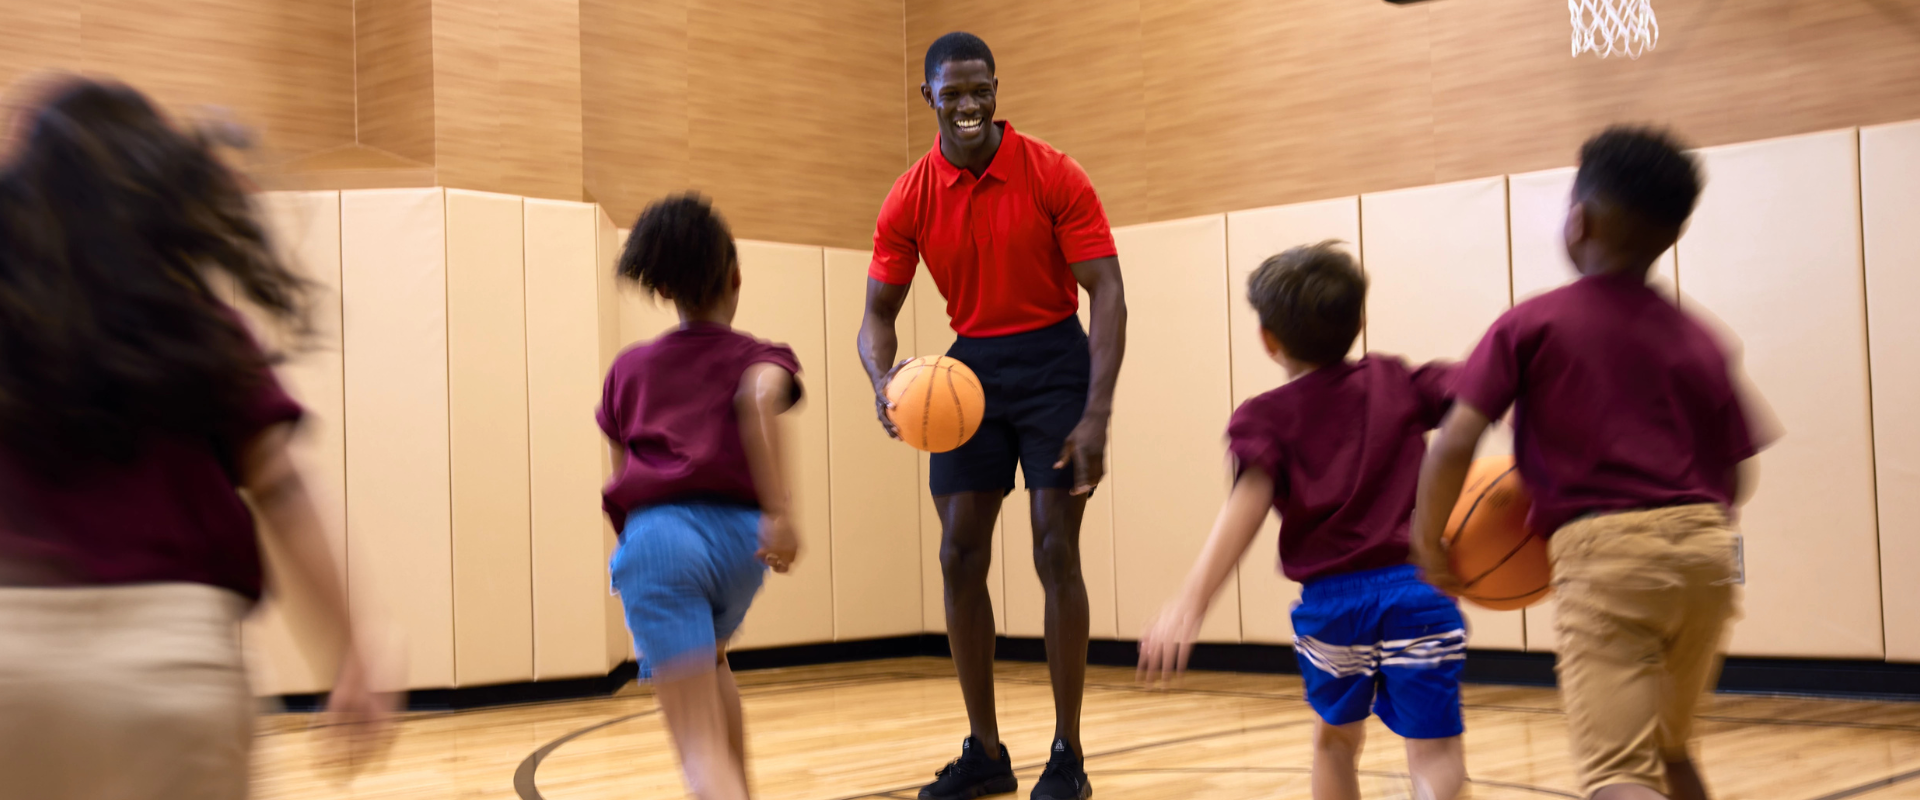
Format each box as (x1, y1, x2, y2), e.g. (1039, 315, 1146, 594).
(1031, 532, 1083, 585)
(940, 536, 993, 584)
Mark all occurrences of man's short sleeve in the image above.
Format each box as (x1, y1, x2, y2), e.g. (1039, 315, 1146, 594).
(1456, 311, 1528, 421)
(869, 175, 920, 285)
(1044, 155, 1118, 265)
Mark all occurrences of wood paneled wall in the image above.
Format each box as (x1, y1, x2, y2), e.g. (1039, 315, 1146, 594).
(0, 0, 357, 159)
(905, 0, 1920, 226)
(580, 0, 908, 249)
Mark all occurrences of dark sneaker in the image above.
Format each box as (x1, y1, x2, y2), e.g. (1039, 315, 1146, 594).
(920, 736, 1018, 800)
(1030, 738, 1091, 800)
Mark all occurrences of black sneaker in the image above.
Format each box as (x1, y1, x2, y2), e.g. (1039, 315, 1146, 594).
(1030, 738, 1091, 800)
(919, 736, 1018, 800)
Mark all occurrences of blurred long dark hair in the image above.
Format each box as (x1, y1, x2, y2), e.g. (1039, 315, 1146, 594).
(0, 77, 310, 476)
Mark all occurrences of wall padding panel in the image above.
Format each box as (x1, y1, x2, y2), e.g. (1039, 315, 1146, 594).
(341, 188, 454, 688)
(598, 217, 631, 669)
(729, 242, 835, 650)
(524, 199, 612, 678)
(1681, 130, 1882, 658)
(246, 191, 349, 696)
(1001, 290, 1119, 641)
(913, 270, 1007, 635)
(1509, 167, 1676, 304)
(1225, 198, 1360, 644)
(1360, 177, 1525, 650)
(446, 190, 534, 685)
(1508, 168, 1672, 652)
(824, 248, 922, 640)
(1864, 120, 1920, 663)
(1111, 216, 1238, 642)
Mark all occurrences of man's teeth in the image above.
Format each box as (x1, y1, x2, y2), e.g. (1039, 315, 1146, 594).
(956, 119, 982, 129)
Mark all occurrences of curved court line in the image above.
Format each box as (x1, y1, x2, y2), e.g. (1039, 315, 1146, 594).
(515, 667, 1920, 800)
(514, 673, 947, 800)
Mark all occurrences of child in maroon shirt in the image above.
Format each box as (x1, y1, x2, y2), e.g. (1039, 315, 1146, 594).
(1140, 242, 1469, 800)
(598, 194, 802, 800)
(1413, 127, 1771, 800)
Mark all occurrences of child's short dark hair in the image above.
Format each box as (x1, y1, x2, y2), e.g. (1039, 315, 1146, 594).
(1574, 126, 1702, 229)
(1246, 241, 1366, 366)
(619, 192, 737, 310)
(925, 32, 995, 83)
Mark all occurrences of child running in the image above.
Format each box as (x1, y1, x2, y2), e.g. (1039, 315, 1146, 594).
(598, 193, 803, 800)
(1412, 127, 1768, 800)
(1140, 241, 1469, 800)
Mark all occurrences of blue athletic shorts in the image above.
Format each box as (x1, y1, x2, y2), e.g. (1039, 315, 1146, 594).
(610, 502, 767, 679)
(1291, 564, 1466, 739)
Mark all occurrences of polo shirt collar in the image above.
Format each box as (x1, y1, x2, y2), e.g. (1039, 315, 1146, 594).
(934, 121, 1020, 188)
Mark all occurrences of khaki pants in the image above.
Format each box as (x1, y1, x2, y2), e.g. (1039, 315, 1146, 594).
(0, 583, 253, 800)
(1550, 504, 1741, 797)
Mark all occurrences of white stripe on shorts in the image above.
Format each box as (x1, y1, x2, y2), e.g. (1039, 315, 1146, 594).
(1295, 628, 1468, 678)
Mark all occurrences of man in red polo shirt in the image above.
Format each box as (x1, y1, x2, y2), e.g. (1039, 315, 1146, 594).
(858, 31, 1126, 800)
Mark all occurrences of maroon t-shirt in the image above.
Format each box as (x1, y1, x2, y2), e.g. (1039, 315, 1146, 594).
(1455, 274, 1764, 536)
(597, 323, 803, 530)
(1227, 355, 1457, 584)
(0, 355, 303, 601)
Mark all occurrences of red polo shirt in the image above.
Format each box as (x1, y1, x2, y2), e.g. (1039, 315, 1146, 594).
(870, 122, 1117, 338)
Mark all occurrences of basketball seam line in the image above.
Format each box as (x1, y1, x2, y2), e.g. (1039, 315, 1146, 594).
(1453, 466, 1547, 594)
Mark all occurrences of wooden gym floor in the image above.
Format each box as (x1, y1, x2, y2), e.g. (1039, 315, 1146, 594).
(253, 657, 1920, 800)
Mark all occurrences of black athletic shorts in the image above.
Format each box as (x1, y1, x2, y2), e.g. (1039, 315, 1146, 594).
(930, 315, 1091, 496)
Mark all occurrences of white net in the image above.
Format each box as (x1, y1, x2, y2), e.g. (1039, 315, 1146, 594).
(1570, 0, 1659, 59)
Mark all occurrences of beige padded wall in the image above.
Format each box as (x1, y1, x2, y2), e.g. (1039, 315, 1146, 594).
(1111, 216, 1239, 642)
(1863, 121, 1920, 662)
(1509, 167, 1676, 303)
(913, 270, 1008, 634)
(1680, 130, 1882, 658)
(729, 241, 835, 649)
(598, 217, 631, 669)
(246, 191, 349, 696)
(1361, 177, 1525, 650)
(445, 190, 535, 685)
(524, 199, 613, 678)
(341, 188, 455, 688)
(1002, 289, 1120, 640)
(1508, 168, 1672, 652)
(1224, 198, 1361, 644)
(824, 248, 922, 640)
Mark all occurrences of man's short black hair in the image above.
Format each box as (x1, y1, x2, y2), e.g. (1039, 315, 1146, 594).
(1246, 241, 1366, 367)
(924, 32, 995, 84)
(1574, 125, 1702, 229)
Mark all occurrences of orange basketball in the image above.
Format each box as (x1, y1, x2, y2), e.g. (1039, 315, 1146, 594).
(885, 356, 986, 453)
(1443, 455, 1552, 611)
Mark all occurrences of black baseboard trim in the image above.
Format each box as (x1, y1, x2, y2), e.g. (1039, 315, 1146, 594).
(274, 634, 1920, 712)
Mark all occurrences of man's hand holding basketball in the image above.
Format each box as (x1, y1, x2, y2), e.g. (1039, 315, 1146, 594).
(871, 357, 911, 440)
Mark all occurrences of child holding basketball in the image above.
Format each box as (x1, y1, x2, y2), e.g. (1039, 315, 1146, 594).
(599, 193, 803, 800)
(1412, 127, 1769, 800)
(1139, 241, 1469, 800)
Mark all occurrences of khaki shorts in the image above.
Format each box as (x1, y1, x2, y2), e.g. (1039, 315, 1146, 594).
(1550, 504, 1741, 797)
(0, 583, 254, 800)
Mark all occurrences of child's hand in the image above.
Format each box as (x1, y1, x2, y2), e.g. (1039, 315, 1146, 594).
(756, 512, 799, 573)
(1137, 599, 1205, 685)
(1412, 541, 1465, 596)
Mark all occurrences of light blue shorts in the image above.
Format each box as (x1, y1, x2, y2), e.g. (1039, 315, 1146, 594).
(610, 502, 767, 679)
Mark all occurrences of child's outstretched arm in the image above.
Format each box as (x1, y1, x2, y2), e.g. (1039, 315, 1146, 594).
(1138, 466, 1275, 683)
(737, 362, 799, 573)
(1411, 403, 1493, 595)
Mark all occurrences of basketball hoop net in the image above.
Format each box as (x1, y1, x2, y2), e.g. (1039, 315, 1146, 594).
(1570, 0, 1658, 59)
